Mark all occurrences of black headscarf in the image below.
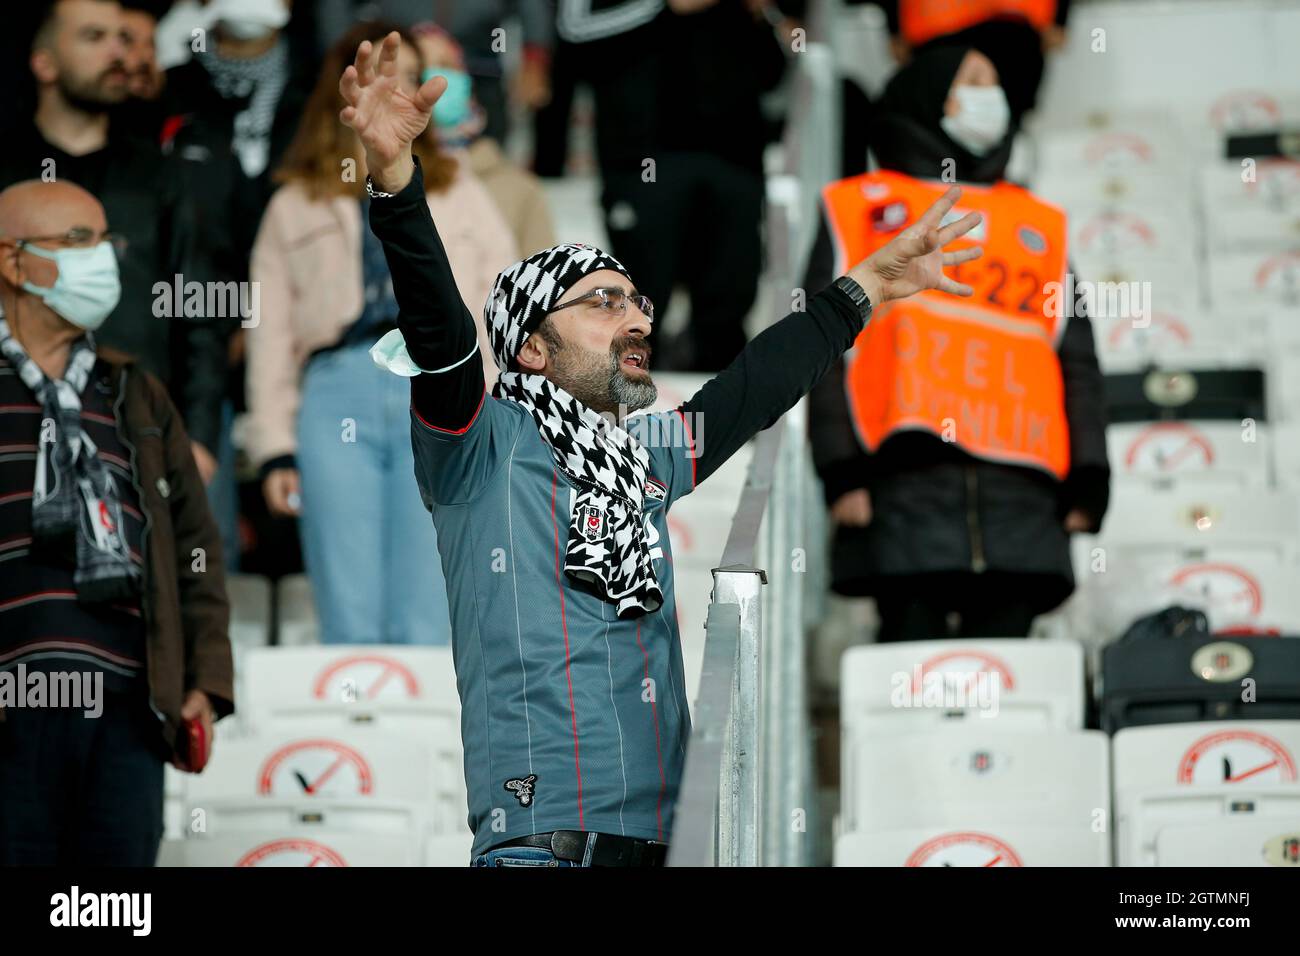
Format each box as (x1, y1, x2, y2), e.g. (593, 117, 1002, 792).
(871, 45, 1016, 185)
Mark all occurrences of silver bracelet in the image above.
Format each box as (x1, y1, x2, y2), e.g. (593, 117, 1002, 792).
(365, 175, 397, 199)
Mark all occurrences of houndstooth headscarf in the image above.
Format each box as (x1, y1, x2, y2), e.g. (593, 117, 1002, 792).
(486, 244, 663, 618)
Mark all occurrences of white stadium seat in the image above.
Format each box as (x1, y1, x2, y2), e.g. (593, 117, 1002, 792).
(841, 728, 1108, 838)
(276, 573, 321, 646)
(835, 823, 1110, 866)
(1209, 249, 1300, 312)
(1107, 421, 1272, 491)
(226, 573, 272, 649)
(159, 831, 422, 867)
(1079, 555, 1300, 638)
(1088, 487, 1300, 565)
(1112, 721, 1300, 865)
(1151, 817, 1300, 867)
(240, 645, 460, 730)
(188, 797, 428, 840)
(1092, 310, 1263, 375)
(1068, 204, 1200, 272)
(1033, 120, 1192, 201)
(1200, 158, 1300, 254)
(840, 639, 1086, 739)
(1124, 785, 1300, 867)
(1272, 423, 1300, 490)
(238, 647, 466, 817)
(164, 765, 186, 841)
(183, 729, 467, 839)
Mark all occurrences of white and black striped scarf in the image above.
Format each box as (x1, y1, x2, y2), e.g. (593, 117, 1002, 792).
(196, 37, 289, 178)
(0, 321, 139, 603)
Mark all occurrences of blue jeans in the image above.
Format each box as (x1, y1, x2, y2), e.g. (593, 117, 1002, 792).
(207, 399, 240, 573)
(296, 341, 452, 645)
(472, 846, 580, 867)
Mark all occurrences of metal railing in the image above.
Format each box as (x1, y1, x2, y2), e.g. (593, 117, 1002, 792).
(667, 5, 838, 865)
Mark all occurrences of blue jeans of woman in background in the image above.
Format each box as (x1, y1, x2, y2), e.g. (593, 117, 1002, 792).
(296, 340, 452, 644)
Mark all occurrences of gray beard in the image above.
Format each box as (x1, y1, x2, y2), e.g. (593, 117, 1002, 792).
(555, 347, 656, 418)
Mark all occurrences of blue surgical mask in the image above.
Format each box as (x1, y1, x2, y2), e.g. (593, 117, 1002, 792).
(422, 67, 473, 129)
(20, 241, 122, 331)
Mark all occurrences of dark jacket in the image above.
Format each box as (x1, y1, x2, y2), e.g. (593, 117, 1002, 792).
(159, 48, 315, 292)
(805, 53, 1109, 611)
(0, 126, 228, 453)
(0, 349, 236, 753)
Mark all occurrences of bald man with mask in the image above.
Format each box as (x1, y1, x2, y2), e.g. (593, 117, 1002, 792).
(0, 181, 233, 866)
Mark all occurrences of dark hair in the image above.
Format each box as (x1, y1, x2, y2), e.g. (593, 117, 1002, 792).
(536, 315, 565, 358)
(32, 0, 121, 53)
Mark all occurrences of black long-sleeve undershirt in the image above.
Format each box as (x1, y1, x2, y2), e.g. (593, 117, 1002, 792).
(368, 157, 866, 487)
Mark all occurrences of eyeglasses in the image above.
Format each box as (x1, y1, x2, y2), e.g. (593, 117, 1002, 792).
(548, 286, 654, 323)
(16, 227, 129, 258)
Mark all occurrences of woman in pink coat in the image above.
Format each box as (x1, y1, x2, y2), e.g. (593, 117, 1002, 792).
(246, 22, 518, 644)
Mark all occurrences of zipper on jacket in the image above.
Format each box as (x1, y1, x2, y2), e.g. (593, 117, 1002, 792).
(965, 465, 987, 573)
(115, 367, 166, 726)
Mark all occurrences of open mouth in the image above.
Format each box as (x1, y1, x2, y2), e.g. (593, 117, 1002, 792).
(621, 350, 647, 371)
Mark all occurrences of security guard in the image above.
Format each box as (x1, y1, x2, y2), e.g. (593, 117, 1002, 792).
(805, 46, 1109, 641)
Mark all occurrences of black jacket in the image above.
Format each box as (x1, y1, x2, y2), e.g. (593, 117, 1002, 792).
(0, 126, 227, 452)
(804, 108, 1110, 609)
(158, 49, 314, 292)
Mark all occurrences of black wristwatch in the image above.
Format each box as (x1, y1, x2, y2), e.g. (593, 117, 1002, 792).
(833, 275, 874, 324)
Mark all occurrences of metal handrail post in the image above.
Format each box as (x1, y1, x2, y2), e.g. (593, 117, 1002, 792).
(712, 567, 765, 867)
(667, 601, 742, 867)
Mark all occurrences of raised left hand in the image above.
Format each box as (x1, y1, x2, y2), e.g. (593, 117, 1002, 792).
(847, 185, 984, 305)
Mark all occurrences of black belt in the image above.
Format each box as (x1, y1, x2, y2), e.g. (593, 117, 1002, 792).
(490, 831, 668, 867)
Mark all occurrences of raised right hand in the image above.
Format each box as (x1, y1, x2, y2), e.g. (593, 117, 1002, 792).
(338, 31, 448, 191)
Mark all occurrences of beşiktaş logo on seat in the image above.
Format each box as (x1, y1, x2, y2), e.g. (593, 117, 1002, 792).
(50, 886, 150, 936)
(0, 664, 102, 718)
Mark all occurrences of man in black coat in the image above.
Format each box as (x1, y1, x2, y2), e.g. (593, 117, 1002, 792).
(805, 46, 1109, 641)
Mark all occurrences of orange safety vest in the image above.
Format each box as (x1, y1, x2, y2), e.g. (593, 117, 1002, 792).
(823, 169, 1071, 479)
(899, 0, 1057, 47)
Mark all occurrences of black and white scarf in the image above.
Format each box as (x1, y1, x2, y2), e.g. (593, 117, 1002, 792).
(196, 37, 288, 178)
(0, 321, 139, 603)
(486, 244, 663, 618)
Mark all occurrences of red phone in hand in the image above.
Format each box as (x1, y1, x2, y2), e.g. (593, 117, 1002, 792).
(176, 715, 210, 773)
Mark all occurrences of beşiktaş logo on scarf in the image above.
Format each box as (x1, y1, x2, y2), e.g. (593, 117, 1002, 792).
(578, 504, 606, 542)
(494, 370, 664, 619)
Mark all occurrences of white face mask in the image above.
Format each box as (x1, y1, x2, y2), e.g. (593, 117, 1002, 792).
(940, 85, 1011, 156)
(210, 0, 289, 41)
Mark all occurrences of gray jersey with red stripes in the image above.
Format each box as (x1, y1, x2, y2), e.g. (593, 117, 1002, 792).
(411, 397, 697, 855)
